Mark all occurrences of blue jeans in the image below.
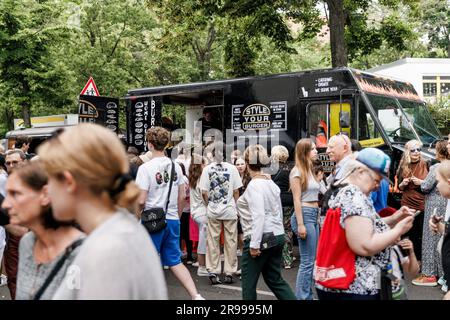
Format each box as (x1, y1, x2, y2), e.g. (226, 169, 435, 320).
(291, 207, 319, 300)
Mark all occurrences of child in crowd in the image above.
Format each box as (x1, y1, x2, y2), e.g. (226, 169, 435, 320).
(390, 237, 420, 299)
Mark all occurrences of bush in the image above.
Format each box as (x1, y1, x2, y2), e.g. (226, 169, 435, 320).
(428, 97, 450, 136)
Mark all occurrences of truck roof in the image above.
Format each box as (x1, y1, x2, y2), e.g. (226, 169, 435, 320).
(125, 67, 418, 99)
(126, 67, 355, 97)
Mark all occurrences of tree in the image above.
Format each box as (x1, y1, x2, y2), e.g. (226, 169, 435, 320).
(0, 0, 73, 128)
(420, 0, 450, 57)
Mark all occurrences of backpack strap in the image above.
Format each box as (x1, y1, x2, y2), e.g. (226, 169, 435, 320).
(33, 238, 84, 300)
(165, 160, 175, 213)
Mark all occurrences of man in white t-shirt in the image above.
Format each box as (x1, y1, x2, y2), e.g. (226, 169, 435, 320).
(199, 142, 242, 285)
(136, 126, 204, 300)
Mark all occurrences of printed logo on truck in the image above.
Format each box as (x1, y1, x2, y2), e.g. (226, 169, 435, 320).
(242, 104, 271, 130)
(232, 101, 287, 132)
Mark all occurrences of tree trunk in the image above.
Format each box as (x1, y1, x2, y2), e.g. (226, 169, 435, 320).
(21, 81, 32, 128)
(326, 0, 348, 67)
(4, 108, 15, 131)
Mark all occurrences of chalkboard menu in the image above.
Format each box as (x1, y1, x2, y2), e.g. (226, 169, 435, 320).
(126, 96, 162, 152)
(78, 95, 119, 133)
(231, 101, 287, 132)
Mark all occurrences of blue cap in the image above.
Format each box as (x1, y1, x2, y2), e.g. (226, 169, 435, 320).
(355, 148, 391, 178)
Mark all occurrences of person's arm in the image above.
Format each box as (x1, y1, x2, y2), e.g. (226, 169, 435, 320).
(4, 224, 28, 237)
(247, 184, 265, 254)
(290, 176, 306, 239)
(420, 166, 437, 194)
(135, 166, 150, 218)
(177, 183, 186, 218)
(382, 206, 415, 228)
(233, 189, 240, 202)
(397, 170, 410, 191)
(137, 191, 148, 217)
(398, 238, 420, 276)
(345, 215, 414, 256)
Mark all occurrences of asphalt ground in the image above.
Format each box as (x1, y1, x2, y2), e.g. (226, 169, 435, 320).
(0, 245, 445, 300)
(166, 249, 445, 300)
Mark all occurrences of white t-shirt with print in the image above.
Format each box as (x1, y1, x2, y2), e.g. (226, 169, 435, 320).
(199, 161, 243, 220)
(136, 156, 185, 220)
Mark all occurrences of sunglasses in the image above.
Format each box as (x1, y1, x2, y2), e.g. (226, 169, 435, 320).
(5, 160, 20, 166)
(410, 148, 422, 153)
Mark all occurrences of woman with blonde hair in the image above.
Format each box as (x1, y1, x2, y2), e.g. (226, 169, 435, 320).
(238, 144, 295, 300)
(37, 123, 167, 299)
(289, 138, 321, 300)
(397, 139, 429, 270)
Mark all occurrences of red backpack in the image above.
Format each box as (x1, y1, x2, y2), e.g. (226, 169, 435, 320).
(314, 207, 356, 289)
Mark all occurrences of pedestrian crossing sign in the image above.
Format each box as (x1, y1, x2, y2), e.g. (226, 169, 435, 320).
(80, 77, 100, 96)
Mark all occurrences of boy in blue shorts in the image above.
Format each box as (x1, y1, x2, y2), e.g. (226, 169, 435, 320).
(136, 126, 204, 300)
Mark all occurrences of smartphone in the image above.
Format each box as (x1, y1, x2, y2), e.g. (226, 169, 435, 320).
(399, 236, 410, 257)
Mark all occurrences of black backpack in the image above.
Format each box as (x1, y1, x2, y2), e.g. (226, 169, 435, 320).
(320, 183, 348, 216)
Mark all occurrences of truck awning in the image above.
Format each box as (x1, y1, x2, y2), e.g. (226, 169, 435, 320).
(5, 126, 75, 138)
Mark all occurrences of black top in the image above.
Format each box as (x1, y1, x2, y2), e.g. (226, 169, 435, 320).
(198, 117, 221, 135)
(271, 167, 293, 207)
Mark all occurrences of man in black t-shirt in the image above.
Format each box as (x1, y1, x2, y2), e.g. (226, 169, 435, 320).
(195, 108, 221, 143)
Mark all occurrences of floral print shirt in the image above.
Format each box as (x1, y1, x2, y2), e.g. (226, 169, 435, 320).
(315, 184, 391, 295)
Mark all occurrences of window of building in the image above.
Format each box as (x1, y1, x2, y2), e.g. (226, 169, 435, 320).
(423, 75, 450, 99)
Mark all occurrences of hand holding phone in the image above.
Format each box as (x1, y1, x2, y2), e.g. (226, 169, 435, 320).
(398, 237, 413, 256)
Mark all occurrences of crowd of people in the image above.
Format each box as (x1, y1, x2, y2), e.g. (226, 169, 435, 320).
(0, 126, 449, 301)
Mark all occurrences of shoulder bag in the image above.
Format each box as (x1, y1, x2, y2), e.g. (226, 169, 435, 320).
(141, 160, 175, 234)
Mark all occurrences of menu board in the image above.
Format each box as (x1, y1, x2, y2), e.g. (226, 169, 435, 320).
(126, 96, 162, 152)
(231, 101, 287, 132)
(78, 95, 119, 133)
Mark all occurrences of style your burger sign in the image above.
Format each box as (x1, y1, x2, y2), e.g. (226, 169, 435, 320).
(232, 101, 287, 132)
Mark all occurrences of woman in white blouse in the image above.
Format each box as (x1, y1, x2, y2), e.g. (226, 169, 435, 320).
(237, 145, 296, 300)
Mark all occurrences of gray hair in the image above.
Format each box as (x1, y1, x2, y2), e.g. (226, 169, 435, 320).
(271, 145, 289, 163)
(5, 149, 26, 160)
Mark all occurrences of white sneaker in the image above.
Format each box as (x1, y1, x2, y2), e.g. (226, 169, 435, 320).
(438, 276, 446, 286)
(197, 266, 209, 277)
(192, 261, 199, 267)
(193, 294, 205, 300)
(442, 283, 448, 293)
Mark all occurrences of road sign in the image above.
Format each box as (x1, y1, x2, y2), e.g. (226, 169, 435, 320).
(80, 77, 100, 96)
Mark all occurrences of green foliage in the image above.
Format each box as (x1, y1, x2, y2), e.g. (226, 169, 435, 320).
(428, 97, 450, 135)
(420, 0, 450, 57)
(0, 0, 446, 138)
(0, 0, 74, 129)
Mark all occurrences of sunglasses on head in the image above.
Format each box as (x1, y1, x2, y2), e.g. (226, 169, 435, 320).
(410, 148, 422, 153)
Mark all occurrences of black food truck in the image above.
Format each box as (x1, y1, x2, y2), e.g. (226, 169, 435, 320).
(125, 67, 444, 177)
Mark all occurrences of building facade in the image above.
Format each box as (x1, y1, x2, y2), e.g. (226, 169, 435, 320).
(368, 58, 450, 103)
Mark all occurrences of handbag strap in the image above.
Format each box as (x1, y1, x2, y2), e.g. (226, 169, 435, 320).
(33, 238, 84, 300)
(165, 160, 175, 212)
